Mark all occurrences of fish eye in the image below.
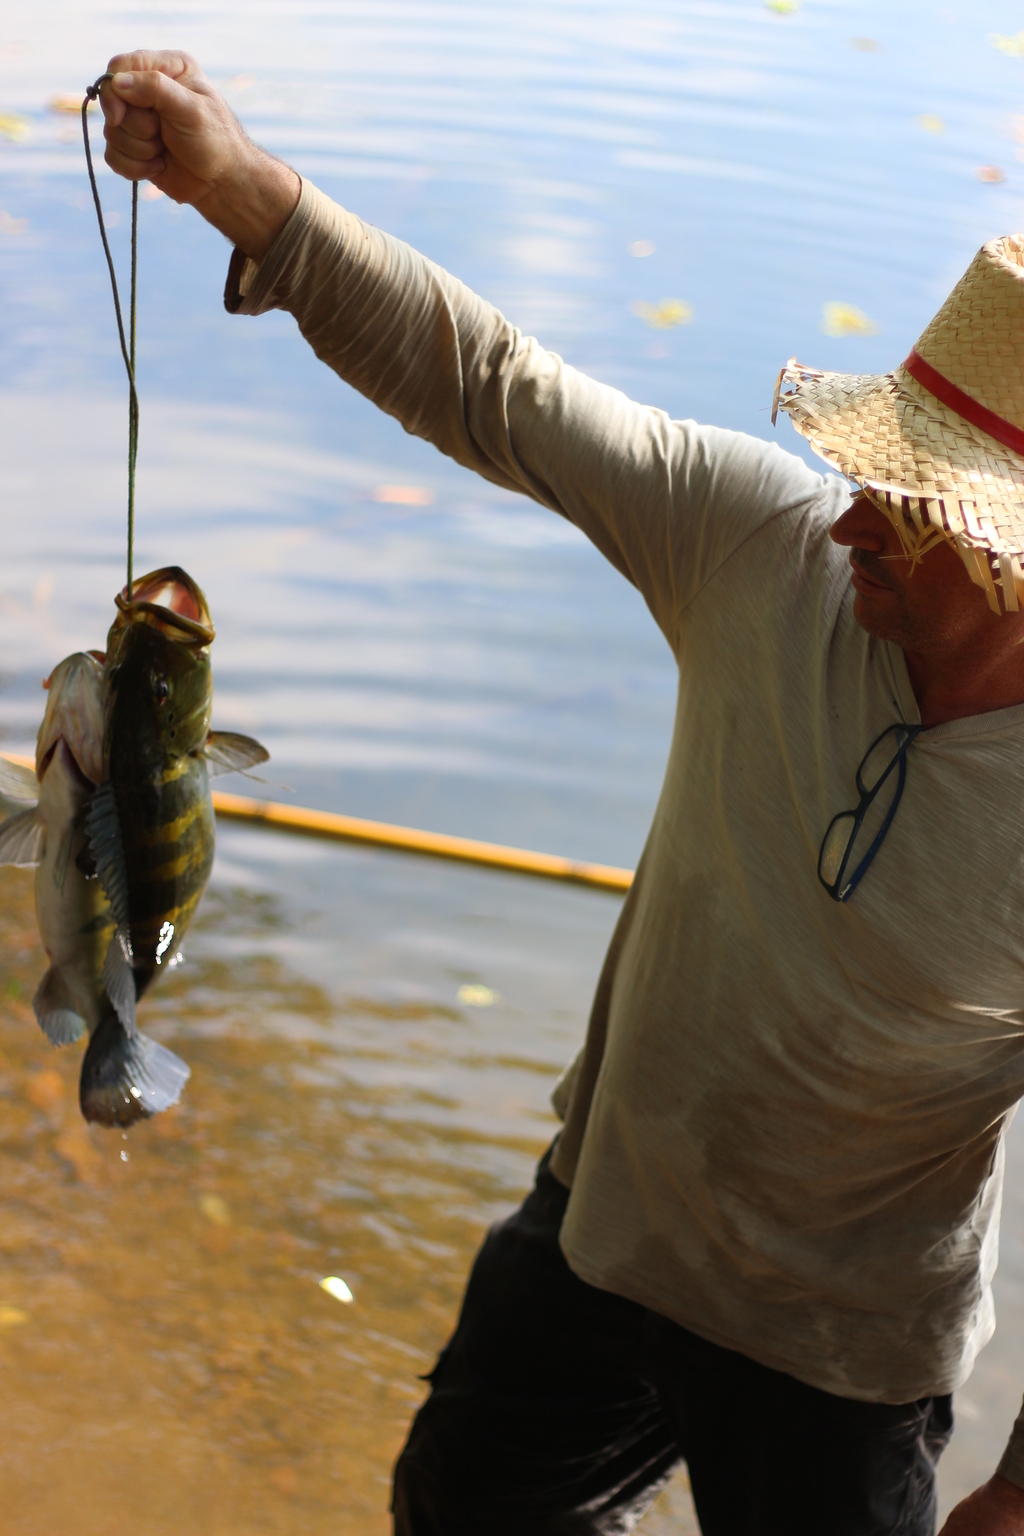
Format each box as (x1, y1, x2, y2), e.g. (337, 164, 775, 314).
(152, 674, 170, 703)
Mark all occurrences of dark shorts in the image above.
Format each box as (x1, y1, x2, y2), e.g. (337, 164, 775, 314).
(392, 1145, 953, 1536)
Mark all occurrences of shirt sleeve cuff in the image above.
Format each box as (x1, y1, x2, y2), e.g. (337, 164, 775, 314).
(223, 176, 321, 317)
(997, 1406, 1024, 1489)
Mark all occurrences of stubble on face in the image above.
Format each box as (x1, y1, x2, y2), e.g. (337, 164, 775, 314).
(847, 548, 949, 651)
(837, 495, 992, 654)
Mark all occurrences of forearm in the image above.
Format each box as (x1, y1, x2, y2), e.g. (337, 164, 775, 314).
(224, 177, 814, 644)
(226, 179, 606, 509)
(193, 141, 299, 261)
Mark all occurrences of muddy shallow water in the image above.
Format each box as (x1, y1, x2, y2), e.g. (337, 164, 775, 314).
(3, 0, 1024, 1529)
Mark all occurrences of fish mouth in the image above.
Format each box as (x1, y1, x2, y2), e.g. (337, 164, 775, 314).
(113, 567, 215, 647)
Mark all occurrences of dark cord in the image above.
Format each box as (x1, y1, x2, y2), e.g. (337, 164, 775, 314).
(83, 73, 139, 597)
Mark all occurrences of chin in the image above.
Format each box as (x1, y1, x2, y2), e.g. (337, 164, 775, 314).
(851, 593, 905, 644)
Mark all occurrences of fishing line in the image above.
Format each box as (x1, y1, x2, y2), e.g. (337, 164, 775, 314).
(82, 73, 139, 597)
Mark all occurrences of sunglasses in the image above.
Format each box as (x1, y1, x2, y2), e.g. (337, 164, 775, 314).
(818, 723, 922, 903)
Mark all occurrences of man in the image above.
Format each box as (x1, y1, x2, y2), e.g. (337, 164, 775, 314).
(100, 51, 1024, 1536)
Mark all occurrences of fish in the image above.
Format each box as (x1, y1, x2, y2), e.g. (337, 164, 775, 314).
(0, 566, 269, 1126)
(0, 651, 192, 1124)
(87, 566, 269, 1040)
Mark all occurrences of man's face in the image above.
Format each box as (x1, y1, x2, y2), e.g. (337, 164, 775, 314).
(829, 491, 1015, 654)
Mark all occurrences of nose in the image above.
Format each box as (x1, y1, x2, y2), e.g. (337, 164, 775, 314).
(829, 492, 891, 553)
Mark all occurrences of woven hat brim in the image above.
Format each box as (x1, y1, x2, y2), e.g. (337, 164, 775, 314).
(777, 362, 1024, 563)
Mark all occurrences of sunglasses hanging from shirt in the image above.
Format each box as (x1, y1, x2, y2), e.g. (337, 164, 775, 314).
(818, 723, 922, 903)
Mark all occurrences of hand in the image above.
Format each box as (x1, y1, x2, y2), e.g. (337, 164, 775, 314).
(99, 51, 300, 258)
(939, 1475, 1024, 1534)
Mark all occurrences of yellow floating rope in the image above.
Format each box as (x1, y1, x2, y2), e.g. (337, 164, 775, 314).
(212, 790, 633, 894)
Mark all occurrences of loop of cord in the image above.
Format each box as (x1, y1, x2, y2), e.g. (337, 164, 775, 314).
(83, 73, 138, 597)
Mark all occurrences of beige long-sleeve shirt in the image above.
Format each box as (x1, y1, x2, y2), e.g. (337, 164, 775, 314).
(227, 180, 1024, 1477)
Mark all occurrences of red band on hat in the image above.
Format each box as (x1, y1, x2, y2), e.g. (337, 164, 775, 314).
(903, 348, 1024, 457)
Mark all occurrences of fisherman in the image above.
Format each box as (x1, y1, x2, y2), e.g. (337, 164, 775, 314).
(100, 51, 1024, 1536)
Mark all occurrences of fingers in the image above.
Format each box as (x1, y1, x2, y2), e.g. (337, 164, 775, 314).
(105, 50, 198, 83)
(104, 119, 165, 172)
(104, 144, 166, 184)
(108, 103, 161, 141)
(104, 68, 208, 132)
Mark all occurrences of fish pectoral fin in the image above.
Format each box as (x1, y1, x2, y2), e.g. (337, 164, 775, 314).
(0, 755, 38, 803)
(0, 807, 44, 867)
(32, 967, 87, 1046)
(102, 926, 137, 1036)
(79, 1012, 190, 1127)
(84, 780, 129, 927)
(202, 731, 270, 778)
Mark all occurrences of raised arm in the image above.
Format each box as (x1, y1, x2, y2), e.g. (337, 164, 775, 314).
(100, 52, 833, 651)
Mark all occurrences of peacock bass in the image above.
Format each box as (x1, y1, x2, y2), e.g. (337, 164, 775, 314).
(0, 567, 268, 1125)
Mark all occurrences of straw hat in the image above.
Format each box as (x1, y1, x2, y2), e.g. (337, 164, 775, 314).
(772, 235, 1024, 612)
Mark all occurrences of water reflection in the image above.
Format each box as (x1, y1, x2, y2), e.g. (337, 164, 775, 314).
(2, 0, 1024, 1529)
(0, 849, 620, 1533)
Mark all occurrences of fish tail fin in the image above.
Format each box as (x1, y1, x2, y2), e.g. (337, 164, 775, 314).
(32, 966, 87, 1045)
(79, 1011, 190, 1127)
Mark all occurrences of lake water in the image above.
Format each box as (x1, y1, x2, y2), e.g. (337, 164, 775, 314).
(1, 1, 1024, 1529)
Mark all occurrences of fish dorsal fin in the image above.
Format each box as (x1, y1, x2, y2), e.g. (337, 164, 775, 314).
(0, 807, 44, 867)
(102, 926, 137, 1036)
(85, 783, 137, 1034)
(32, 967, 87, 1046)
(84, 781, 129, 929)
(0, 755, 38, 803)
(202, 731, 270, 778)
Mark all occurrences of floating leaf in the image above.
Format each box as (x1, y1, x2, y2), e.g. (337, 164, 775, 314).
(0, 1306, 28, 1328)
(0, 113, 29, 142)
(977, 165, 1006, 183)
(849, 37, 882, 52)
(916, 114, 945, 134)
(821, 302, 879, 337)
(457, 984, 499, 1007)
(199, 1193, 231, 1226)
(989, 32, 1024, 56)
(766, 0, 800, 12)
(373, 485, 434, 505)
(630, 298, 693, 330)
(49, 95, 93, 115)
(627, 239, 655, 257)
(319, 1275, 354, 1304)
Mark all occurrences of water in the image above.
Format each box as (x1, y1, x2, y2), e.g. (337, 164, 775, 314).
(1, 2, 1023, 1528)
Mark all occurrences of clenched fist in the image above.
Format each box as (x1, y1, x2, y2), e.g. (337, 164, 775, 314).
(99, 51, 300, 258)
